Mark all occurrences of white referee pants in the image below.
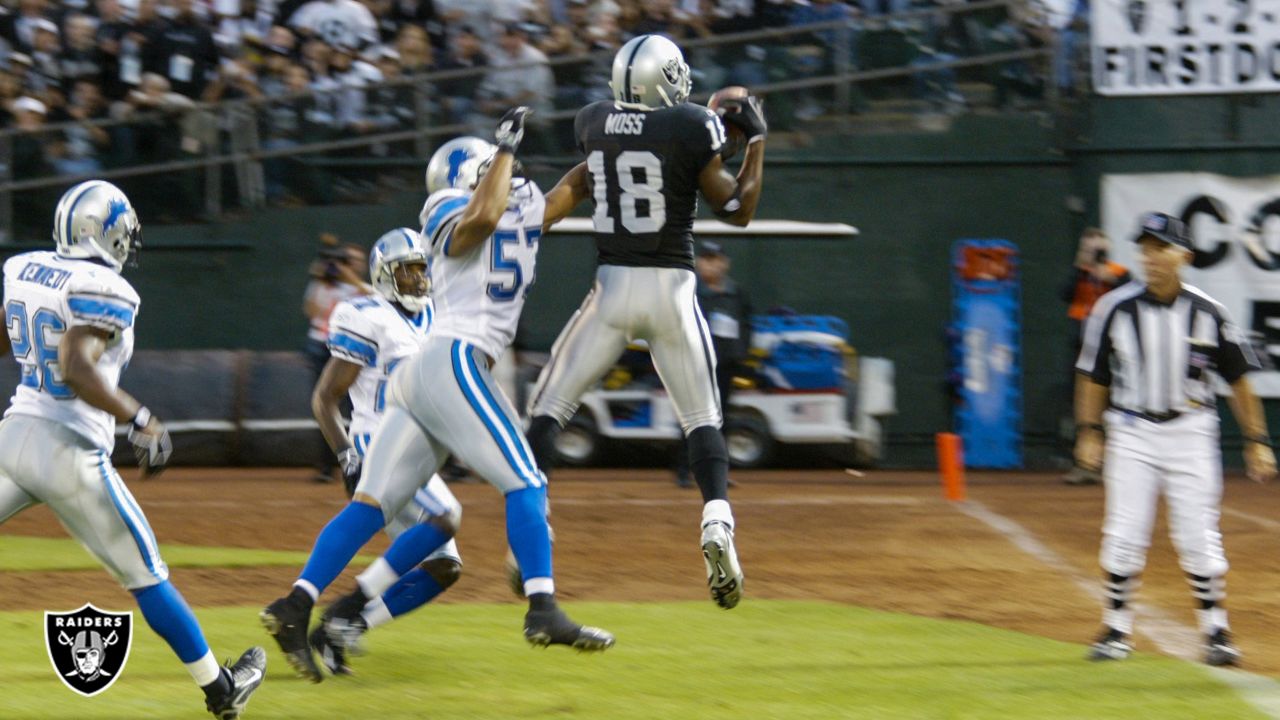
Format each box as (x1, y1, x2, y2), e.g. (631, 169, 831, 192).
(528, 265, 722, 433)
(1100, 409, 1228, 578)
(0, 414, 169, 590)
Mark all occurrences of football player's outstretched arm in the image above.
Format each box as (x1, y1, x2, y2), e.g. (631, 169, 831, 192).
(448, 106, 531, 257)
(312, 357, 362, 458)
(542, 162, 589, 233)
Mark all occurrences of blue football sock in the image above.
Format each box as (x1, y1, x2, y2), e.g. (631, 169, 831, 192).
(133, 581, 210, 663)
(505, 485, 552, 581)
(383, 522, 452, 577)
(299, 502, 385, 594)
(382, 567, 445, 618)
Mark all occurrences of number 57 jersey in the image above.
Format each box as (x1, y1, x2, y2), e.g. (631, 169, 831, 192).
(419, 178, 546, 362)
(3, 251, 138, 450)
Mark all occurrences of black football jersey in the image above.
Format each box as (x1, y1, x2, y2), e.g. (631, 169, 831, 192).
(574, 100, 728, 269)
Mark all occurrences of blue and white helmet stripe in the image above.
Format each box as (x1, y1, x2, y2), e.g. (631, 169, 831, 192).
(370, 227, 430, 313)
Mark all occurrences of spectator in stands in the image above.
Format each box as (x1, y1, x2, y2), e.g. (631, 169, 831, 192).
(59, 13, 104, 87)
(434, 24, 486, 124)
(333, 41, 382, 128)
(11, 96, 53, 178)
(0, 68, 22, 127)
(146, 0, 219, 99)
(1060, 227, 1130, 485)
(50, 78, 111, 175)
(260, 61, 334, 203)
(289, 0, 379, 49)
(214, 0, 273, 55)
(95, 0, 136, 100)
(394, 23, 435, 74)
(789, 0, 855, 120)
(256, 33, 298, 97)
(13, 0, 49, 53)
(363, 45, 417, 136)
(201, 57, 264, 102)
(476, 23, 553, 146)
(27, 18, 63, 95)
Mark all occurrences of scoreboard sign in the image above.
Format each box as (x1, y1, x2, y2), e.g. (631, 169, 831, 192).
(1092, 0, 1280, 95)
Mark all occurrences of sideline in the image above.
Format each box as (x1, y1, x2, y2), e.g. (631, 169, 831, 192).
(956, 500, 1280, 720)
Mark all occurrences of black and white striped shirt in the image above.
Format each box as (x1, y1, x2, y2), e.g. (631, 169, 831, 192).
(1075, 281, 1260, 420)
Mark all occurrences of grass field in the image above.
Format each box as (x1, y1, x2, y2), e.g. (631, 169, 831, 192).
(1, 601, 1268, 720)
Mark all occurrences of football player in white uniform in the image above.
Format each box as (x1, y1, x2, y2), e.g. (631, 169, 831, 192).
(0, 181, 266, 719)
(263, 109, 612, 682)
(307, 227, 463, 676)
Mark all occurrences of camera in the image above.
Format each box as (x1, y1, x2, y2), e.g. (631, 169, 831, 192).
(317, 244, 346, 281)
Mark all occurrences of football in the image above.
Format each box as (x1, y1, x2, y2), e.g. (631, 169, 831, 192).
(708, 85, 749, 161)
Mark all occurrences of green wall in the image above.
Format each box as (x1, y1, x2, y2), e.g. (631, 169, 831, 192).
(11, 97, 1280, 468)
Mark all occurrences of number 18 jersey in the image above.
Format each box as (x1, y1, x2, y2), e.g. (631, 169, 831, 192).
(3, 251, 138, 450)
(575, 99, 728, 270)
(419, 178, 546, 362)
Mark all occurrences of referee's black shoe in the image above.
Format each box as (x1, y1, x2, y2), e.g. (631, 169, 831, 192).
(1087, 627, 1132, 661)
(1205, 628, 1242, 667)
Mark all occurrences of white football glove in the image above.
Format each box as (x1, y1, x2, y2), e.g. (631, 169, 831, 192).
(128, 407, 172, 477)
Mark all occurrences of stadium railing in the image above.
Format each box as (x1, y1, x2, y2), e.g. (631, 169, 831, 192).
(0, 0, 1058, 241)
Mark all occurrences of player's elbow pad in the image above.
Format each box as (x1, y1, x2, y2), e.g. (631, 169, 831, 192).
(712, 188, 744, 219)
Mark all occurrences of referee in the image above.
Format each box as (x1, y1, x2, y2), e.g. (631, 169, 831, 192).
(1074, 211, 1277, 665)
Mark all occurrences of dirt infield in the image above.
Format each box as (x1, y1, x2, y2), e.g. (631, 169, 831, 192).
(3, 468, 1280, 674)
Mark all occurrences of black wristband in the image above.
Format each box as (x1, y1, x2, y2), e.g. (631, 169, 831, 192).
(1245, 434, 1273, 447)
(1076, 422, 1104, 434)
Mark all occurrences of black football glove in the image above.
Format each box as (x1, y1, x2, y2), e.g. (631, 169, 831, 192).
(338, 447, 362, 497)
(719, 95, 767, 143)
(495, 106, 532, 154)
(128, 408, 172, 478)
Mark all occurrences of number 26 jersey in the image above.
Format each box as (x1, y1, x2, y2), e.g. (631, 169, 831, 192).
(575, 99, 728, 270)
(3, 251, 138, 450)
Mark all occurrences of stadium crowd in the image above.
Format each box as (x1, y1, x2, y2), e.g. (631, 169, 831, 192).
(0, 0, 1085, 218)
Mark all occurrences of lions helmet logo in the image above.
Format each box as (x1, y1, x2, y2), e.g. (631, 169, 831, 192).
(44, 604, 133, 697)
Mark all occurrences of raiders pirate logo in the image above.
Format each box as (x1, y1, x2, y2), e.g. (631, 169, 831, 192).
(45, 604, 133, 697)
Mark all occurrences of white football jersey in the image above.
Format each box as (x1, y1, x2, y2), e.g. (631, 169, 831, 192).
(419, 178, 545, 361)
(3, 251, 139, 450)
(327, 293, 434, 447)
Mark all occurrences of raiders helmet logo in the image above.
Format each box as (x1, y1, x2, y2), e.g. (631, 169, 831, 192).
(661, 58, 683, 86)
(45, 604, 133, 697)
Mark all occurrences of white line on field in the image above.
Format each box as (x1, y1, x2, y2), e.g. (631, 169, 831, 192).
(956, 500, 1280, 720)
(1223, 506, 1280, 532)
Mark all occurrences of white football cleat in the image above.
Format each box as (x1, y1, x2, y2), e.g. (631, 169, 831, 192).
(702, 520, 744, 609)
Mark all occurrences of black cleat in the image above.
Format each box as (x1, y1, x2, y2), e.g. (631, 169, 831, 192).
(316, 591, 370, 673)
(1206, 628, 1242, 667)
(523, 607, 614, 652)
(260, 595, 322, 683)
(1087, 627, 1132, 661)
(206, 646, 267, 720)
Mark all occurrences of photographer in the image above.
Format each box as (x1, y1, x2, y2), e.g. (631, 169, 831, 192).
(1061, 227, 1130, 485)
(302, 234, 370, 483)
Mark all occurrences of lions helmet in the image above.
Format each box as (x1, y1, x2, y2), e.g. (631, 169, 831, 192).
(610, 34, 691, 110)
(425, 136, 497, 195)
(52, 180, 141, 272)
(370, 227, 430, 313)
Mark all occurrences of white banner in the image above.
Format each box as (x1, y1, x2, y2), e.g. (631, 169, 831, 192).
(1092, 0, 1280, 95)
(1101, 172, 1280, 395)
